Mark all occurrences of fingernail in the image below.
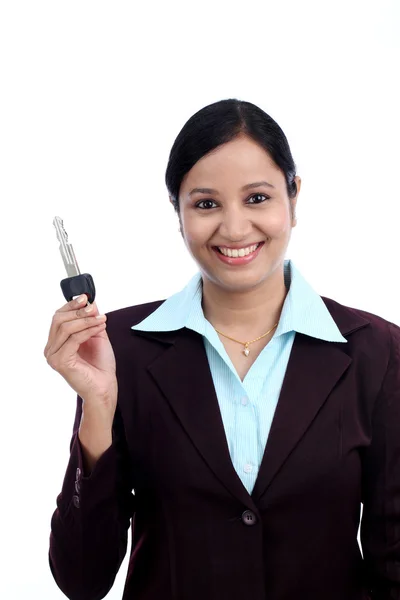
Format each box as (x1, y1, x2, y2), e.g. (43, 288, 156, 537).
(76, 295, 86, 304)
(84, 304, 93, 313)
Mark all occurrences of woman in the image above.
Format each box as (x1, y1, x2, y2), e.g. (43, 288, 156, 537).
(45, 99, 400, 600)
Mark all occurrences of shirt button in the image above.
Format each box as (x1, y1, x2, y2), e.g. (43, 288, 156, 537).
(241, 396, 249, 406)
(242, 510, 257, 526)
(244, 463, 253, 474)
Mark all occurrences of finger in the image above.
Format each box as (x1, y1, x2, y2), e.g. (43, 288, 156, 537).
(47, 322, 107, 372)
(57, 295, 99, 314)
(44, 297, 101, 356)
(45, 313, 107, 359)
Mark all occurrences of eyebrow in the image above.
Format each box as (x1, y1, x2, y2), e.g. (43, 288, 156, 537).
(188, 180, 275, 197)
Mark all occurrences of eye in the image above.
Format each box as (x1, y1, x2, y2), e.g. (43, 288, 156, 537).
(247, 193, 270, 204)
(195, 193, 270, 210)
(195, 200, 218, 210)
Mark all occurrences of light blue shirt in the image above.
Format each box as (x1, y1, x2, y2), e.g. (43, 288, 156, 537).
(131, 259, 347, 494)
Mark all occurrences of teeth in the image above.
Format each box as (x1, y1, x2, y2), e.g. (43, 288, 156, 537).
(218, 243, 259, 258)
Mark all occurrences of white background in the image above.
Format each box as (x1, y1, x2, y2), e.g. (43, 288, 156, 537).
(0, 1, 399, 598)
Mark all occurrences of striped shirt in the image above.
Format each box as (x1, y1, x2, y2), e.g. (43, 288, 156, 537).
(131, 258, 347, 493)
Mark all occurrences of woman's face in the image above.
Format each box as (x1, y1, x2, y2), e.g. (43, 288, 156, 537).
(175, 134, 301, 293)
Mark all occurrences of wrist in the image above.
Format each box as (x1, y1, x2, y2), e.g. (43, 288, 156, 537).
(82, 389, 117, 411)
(81, 397, 115, 428)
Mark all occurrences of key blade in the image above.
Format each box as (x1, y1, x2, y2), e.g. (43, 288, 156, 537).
(53, 216, 81, 277)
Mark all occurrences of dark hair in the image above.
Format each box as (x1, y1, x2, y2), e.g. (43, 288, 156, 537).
(165, 98, 298, 215)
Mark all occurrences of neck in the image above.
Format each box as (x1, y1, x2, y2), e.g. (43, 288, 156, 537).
(201, 264, 288, 338)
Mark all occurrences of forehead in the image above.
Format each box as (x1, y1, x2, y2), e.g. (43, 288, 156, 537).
(180, 136, 283, 193)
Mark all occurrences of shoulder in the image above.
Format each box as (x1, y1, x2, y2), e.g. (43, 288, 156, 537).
(102, 299, 166, 349)
(104, 299, 166, 333)
(321, 294, 400, 363)
(322, 294, 399, 330)
(101, 300, 175, 370)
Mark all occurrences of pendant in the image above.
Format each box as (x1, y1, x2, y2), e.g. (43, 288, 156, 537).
(243, 346, 250, 357)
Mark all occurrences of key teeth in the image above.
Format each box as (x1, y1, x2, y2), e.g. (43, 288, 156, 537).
(61, 221, 68, 243)
(53, 216, 69, 243)
(60, 220, 68, 242)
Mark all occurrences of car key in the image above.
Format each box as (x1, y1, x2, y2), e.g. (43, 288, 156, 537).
(53, 216, 96, 304)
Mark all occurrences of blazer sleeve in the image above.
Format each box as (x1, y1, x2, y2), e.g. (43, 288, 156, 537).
(360, 321, 400, 600)
(48, 393, 136, 600)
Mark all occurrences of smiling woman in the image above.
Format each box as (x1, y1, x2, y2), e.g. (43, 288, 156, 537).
(165, 100, 300, 367)
(48, 98, 400, 600)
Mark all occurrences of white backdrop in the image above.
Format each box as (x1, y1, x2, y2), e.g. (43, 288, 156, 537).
(0, 1, 399, 598)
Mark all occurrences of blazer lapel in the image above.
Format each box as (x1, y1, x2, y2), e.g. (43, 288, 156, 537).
(251, 297, 370, 502)
(137, 327, 258, 510)
(251, 333, 352, 502)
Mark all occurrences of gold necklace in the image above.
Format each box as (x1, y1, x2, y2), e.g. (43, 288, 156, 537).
(214, 323, 279, 357)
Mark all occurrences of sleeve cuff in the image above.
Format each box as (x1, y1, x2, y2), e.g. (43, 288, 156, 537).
(57, 432, 118, 516)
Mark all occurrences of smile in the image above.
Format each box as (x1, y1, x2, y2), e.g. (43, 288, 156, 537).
(212, 241, 265, 265)
(216, 243, 261, 258)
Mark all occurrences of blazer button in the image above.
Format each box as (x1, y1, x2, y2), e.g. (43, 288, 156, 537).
(72, 495, 80, 508)
(242, 510, 257, 526)
(75, 480, 81, 494)
(76, 467, 81, 480)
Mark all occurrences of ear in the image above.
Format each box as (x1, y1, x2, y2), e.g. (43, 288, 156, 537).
(294, 175, 302, 196)
(291, 176, 301, 226)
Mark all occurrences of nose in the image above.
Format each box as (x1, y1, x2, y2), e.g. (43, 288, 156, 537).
(218, 206, 252, 241)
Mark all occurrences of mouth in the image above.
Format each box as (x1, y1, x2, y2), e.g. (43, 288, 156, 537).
(214, 242, 263, 258)
(212, 241, 265, 265)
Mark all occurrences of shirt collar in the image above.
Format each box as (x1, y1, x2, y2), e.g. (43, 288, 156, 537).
(131, 259, 347, 344)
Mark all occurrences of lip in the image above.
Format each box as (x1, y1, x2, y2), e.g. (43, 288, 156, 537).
(212, 241, 265, 265)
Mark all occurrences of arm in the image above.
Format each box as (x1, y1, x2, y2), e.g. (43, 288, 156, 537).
(48, 394, 136, 600)
(360, 321, 400, 600)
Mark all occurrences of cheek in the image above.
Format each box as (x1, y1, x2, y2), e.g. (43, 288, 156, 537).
(183, 218, 212, 246)
(264, 207, 292, 237)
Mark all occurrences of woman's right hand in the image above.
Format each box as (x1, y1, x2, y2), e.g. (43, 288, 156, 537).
(44, 295, 118, 413)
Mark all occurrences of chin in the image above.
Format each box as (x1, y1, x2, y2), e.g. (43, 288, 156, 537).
(206, 268, 269, 291)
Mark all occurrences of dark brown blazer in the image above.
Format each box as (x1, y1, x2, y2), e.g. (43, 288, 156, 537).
(49, 295, 400, 600)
